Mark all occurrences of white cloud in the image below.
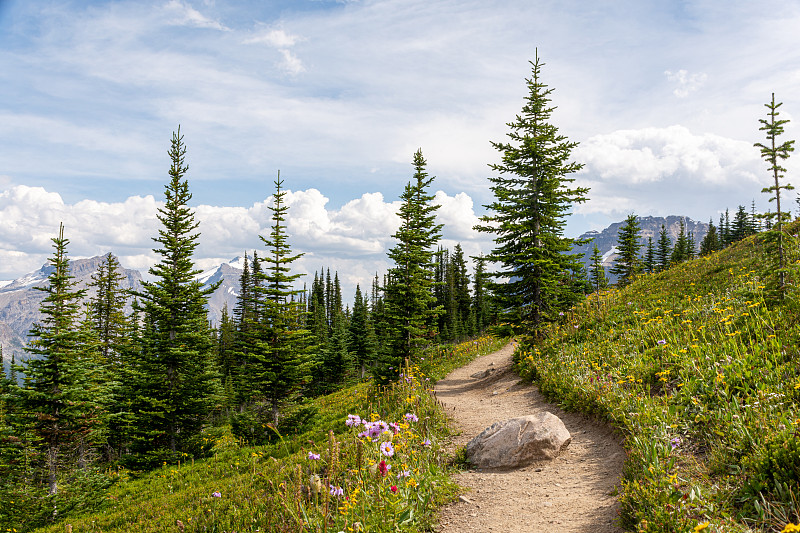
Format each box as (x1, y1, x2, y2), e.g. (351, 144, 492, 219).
(665, 69, 708, 98)
(244, 28, 301, 48)
(164, 0, 229, 31)
(0, 184, 493, 297)
(577, 126, 760, 185)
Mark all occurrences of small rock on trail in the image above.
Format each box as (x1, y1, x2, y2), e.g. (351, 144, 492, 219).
(434, 343, 624, 533)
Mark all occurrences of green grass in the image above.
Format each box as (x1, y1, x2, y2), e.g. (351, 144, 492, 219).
(26, 334, 506, 533)
(516, 224, 800, 532)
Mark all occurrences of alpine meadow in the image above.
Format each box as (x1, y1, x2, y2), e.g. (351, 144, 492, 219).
(2, 40, 800, 533)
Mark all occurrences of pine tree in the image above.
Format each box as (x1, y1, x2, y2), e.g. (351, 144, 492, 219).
(16, 224, 100, 494)
(731, 205, 752, 243)
(670, 219, 689, 264)
(86, 252, 133, 462)
(381, 149, 443, 380)
(130, 128, 220, 463)
(643, 238, 655, 274)
(609, 215, 642, 286)
(588, 244, 608, 294)
(475, 52, 589, 331)
(755, 93, 796, 290)
(452, 244, 471, 338)
(655, 224, 671, 273)
(250, 176, 314, 422)
(700, 219, 720, 256)
(472, 255, 492, 333)
(349, 285, 376, 378)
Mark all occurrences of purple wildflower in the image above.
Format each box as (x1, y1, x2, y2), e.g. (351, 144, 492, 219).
(380, 441, 395, 457)
(421, 438, 431, 447)
(405, 413, 419, 423)
(211, 491, 221, 498)
(329, 485, 344, 497)
(308, 452, 321, 460)
(670, 437, 681, 449)
(345, 414, 362, 427)
(657, 340, 667, 345)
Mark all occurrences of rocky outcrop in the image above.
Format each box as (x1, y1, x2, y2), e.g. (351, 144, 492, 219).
(466, 412, 571, 469)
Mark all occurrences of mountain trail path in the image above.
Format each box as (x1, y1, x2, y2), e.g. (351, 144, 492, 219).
(434, 342, 625, 532)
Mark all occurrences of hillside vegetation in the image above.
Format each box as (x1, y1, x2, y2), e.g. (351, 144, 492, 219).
(25, 335, 505, 533)
(516, 221, 800, 532)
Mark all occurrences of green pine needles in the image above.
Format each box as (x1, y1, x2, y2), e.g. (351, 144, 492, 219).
(476, 51, 589, 332)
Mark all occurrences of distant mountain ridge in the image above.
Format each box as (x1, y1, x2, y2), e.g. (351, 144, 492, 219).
(0, 256, 243, 372)
(1, 215, 708, 370)
(572, 215, 709, 280)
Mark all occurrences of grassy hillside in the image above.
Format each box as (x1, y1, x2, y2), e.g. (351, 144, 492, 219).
(27, 335, 507, 533)
(516, 223, 800, 532)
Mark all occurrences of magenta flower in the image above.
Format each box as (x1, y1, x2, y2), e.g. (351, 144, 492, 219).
(390, 485, 398, 493)
(378, 459, 390, 476)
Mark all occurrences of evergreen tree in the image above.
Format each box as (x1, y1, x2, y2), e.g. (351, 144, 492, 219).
(643, 237, 655, 274)
(588, 244, 608, 294)
(655, 224, 671, 273)
(731, 205, 752, 242)
(755, 93, 795, 290)
(349, 285, 377, 378)
(452, 244, 471, 338)
(700, 219, 720, 256)
(670, 219, 689, 264)
(472, 255, 492, 332)
(16, 224, 100, 494)
(475, 52, 589, 331)
(381, 149, 442, 380)
(130, 128, 220, 463)
(609, 215, 642, 286)
(250, 176, 314, 422)
(86, 252, 132, 462)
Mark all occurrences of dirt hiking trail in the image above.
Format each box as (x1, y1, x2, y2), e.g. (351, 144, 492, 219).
(434, 342, 624, 532)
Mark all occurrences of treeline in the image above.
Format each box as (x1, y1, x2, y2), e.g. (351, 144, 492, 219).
(0, 134, 497, 529)
(592, 201, 792, 291)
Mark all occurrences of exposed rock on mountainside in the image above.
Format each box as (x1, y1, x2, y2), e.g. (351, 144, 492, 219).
(0, 256, 243, 371)
(573, 215, 708, 277)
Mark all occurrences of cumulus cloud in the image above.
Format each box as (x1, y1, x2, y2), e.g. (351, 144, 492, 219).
(573, 126, 770, 220)
(577, 126, 760, 185)
(0, 185, 492, 296)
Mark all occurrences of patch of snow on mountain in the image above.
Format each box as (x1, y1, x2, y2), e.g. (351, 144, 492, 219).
(601, 246, 619, 263)
(0, 280, 11, 289)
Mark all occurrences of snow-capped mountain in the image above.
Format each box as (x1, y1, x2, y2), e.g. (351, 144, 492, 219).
(0, 255, 246, 372)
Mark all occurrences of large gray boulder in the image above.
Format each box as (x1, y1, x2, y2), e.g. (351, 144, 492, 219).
(466, 412, 571, 469)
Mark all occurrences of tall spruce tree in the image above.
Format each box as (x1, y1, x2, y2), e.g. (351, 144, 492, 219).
(670, 219, 690, 264)
(250, 176, 314, 422)
(131, 128, 220, 463)
(17, 224, 98, 494)
(381, 149, 442, 380)
(475, 52, 589, 331)
(588, 244, 608, 294)
(655, 224, 671, 273)
(755, 93, 795, 290)
(643, 237, 655, 274)
(609, 215, 642, 286)
(700, 219, 720, 256)
(349, 285, 376, 378)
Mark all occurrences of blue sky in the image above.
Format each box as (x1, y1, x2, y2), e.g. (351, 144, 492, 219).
(1, 0, 799, 293)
